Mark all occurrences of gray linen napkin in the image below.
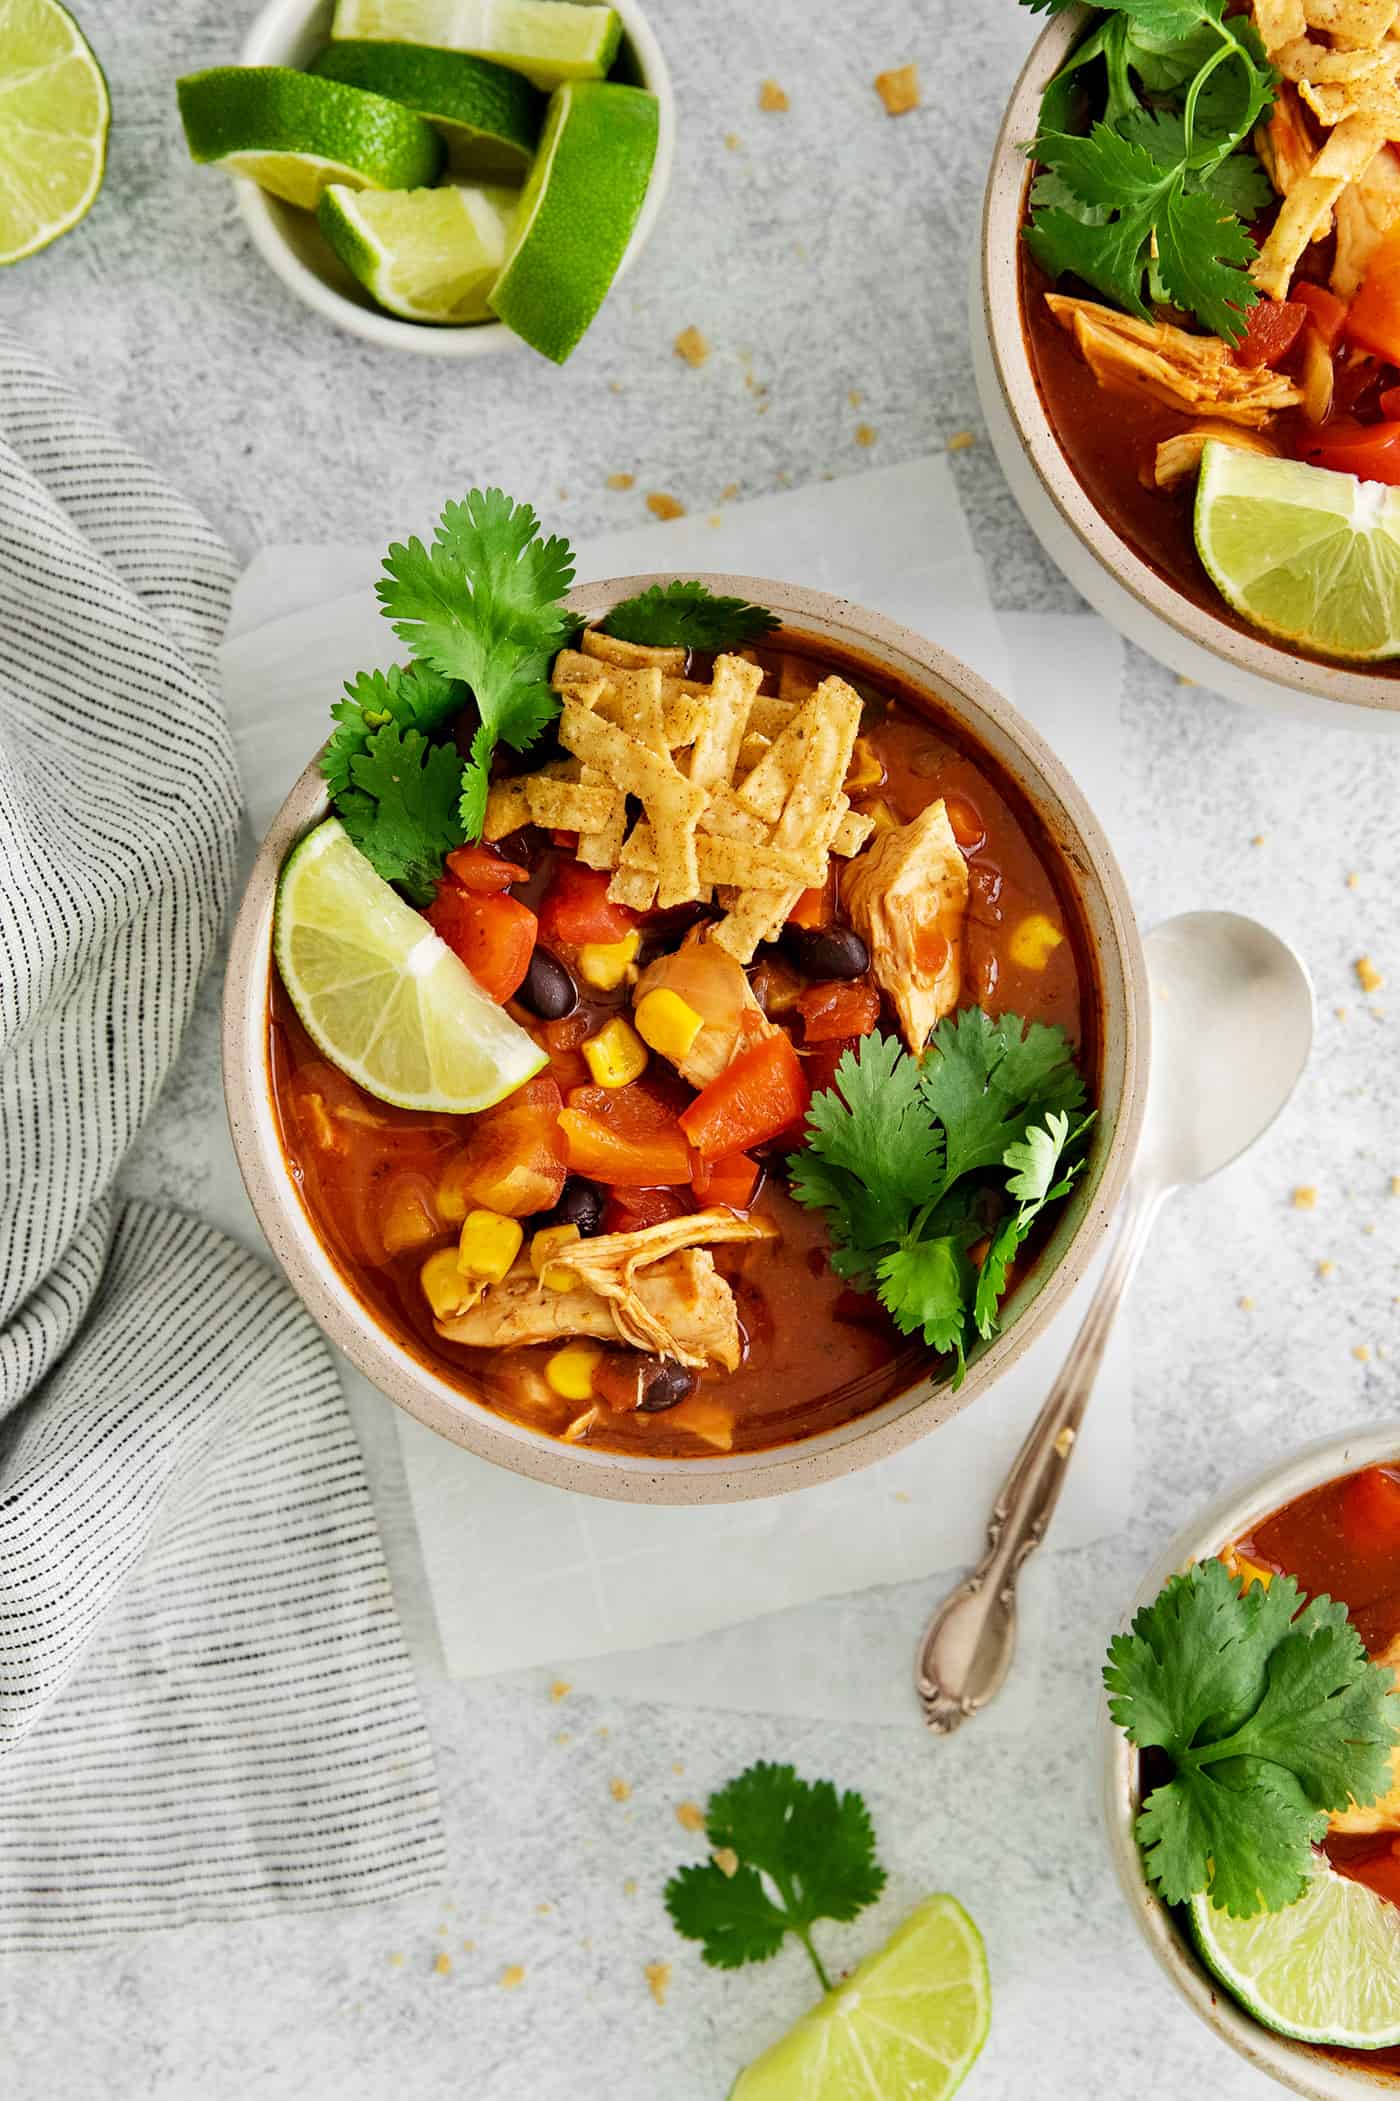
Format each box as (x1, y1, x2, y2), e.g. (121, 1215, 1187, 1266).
(0, 327, 445, 1948)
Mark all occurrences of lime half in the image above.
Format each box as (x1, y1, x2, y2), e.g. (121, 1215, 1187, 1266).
(0, 0, 109, 265)
(311, 42, 542, 177)
(177, 66, 442, 210)
(1189, 1861, 1400, 2051)
(329, 0, 621, 92)
(489, 80, 657, 363)
(1195, 440, 1400, 662)
(318, 182, 516, 322)
(731, 1897, 990, 2101)
(274, 819, 546, 1113)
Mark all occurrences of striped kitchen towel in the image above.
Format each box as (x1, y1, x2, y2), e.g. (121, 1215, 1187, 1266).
(0, 327, 445, 1948)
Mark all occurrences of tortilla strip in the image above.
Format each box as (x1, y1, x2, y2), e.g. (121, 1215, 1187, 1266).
(580, 627, 688, 675)
(559, 701, 707, 906)
(737, 678, 860, 822)
(618, 819, 817, 889)
(525, 775, 619, 832)
(748, 694, 799, 739)
(1251, 113, 1389, 294)
(687, 654, 763, 790)
(832, 808, 875, 856)
(1256, 0, 1309, 46)
(1277, 32, 1400, 78)
(712, 695, 860, 961)
(483, 776, 532, 842)
(1305, 0, 1398, 47)
(606, 862, 659, 911)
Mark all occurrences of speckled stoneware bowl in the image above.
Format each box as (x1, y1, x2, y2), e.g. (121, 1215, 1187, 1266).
(223, 574, 1148, 1503)
(1102, 1425, 1400, 2097)
(234, 0, 675, 357)
(977, 7, 1400, 730)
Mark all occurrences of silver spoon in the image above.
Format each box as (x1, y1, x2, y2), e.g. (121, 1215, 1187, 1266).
(915, 910, 1315, 1734)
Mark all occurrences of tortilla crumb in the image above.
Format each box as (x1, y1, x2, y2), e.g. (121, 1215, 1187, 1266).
(388, 1952, 404, 1968)
(1336, 1006, 1348, 1021)
(675, 1801, 705, 1832)
(1292, 1186, 1317, 1209)
(433, 1954, 451, 1977)
(606, 472, 635, 491)
(759, 78, 789, 111)
(719, 483, 740, 502)
(1347, 872, 1361, 889)
(646, 492, 685, 521)
(855, 424, 877, 447)
(556, 1730, 572, 1744)
(1391, 1176, 1400, 1196)
(674, 326, 710, 369)
(1238, 1296, 1254, 1311)
(550, 1678, 572, 1700)
(874, 64, 920, 116)
(1317, 1259, 1335, 1278)
(946, 429, 976, 451)
(893, 1489, 912, 1503)
(1177, 675, 1196, 687)
(645, 1961, 671, 2007)
(1355, 1344, 1373, 1363)
(500, 1965, 525, 1991)
(713, 1847, 740, 1878)
(1251, 833, 1266, 846)
(1364, 1223, 1377, 1235)
(462, 1939, 476, 1952)
(724, 131, 741, 149)
(623, 1878, 638, 1896)
(672, 1761, 685, 1775)
(537, 1902, 553, 1915)
(848, 388, 864, 408)
(1053, 1425, 1076, 1458)
(598, 1725, 610, 1738)
(1356, 956, 1384, 993)
(610, 1777, 632, 1802)
(707, 513, 722, 527)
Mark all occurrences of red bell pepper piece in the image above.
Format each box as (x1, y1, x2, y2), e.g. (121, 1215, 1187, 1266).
(426, 882, 536, 1003)
(1348, 228, 1400, 365)
(538, 862, 638, 948)
(679, 1032, 810, 1160)
(797, 977, 881, 1044)
(446, 843, 528, 894)
(601, 1186, 690, 1234)
(1233, 297, 1307, 369)
(559, 1082, 693, 1187)
(1295, 280, 1349, 352)
(1299, 417, 1400, 485)
(691, 1151, 762, 1210)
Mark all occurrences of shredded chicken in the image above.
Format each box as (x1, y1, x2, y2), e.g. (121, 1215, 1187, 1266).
(843, 799, 967, 1055)
(437, 1209, 775, 1370)
(1046, 295, 1304, 426)
(632, 932, 776, 1088)
(1256, 81, 1322, 200)
(1153, 422, 1280, 489)
(1332, 139, 1400, 290)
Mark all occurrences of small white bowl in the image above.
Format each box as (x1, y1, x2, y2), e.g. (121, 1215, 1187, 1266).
(233, 0, 675, 356)
(1101, 1425, 1400, 2097)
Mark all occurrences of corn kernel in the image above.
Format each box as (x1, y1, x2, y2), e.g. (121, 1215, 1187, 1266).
(457, 1209, 524, 1283)
(531, 1223, 581, 1291)
(421, 1246, 480, 1320)
(582, 1015, 649, 1088)
(634, 987, 704, 1061)
(844, 736, 886, 793)
(578, 932, 640, 990)
(547, 1341, 604, 1400)
(1009, 913, 1064, 971)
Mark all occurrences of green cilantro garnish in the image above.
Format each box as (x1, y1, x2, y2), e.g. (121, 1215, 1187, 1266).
(1021, 0, 1277, 340)
(602, 580, 779, 653)
(335, 721, 468, 907)
(322, 662, 466, 799)
(1106, 1560, 1400, 1918)
(664, 1762, 886, 1990)
(787, 1015, 1091, 1381)
(377, 488, 577, 841)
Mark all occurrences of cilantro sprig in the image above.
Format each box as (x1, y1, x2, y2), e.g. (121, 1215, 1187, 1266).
(665, 1763, 886, 1989)
(1021, 0, 1277, 339)
(602, 580, 779, 652)
(1107, 1560, 1400, 1917)
(787, 1015, 1092, 1381)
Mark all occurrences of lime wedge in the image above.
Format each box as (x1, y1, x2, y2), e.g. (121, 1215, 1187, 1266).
(274, 819, 546, 1113)
(177, 66, 442, 210)
(318, 182, 516, 322)
(489, 81, 657, 364)
(0, 0, 109, 265)
(329, 0, 621, 91)
(311, 42, 542, 177)
(1188, 1860, 1400, 2050)
(731, 1897, 990, 2101)
(1195, 440, 1400, 662)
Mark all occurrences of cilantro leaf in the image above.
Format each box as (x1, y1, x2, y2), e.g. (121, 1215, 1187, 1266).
(799, 1035, 943, 1214)
(336, 721, 466, 905)
(322, 662, 466, 799)
(878, 1236, 977, 1371)
(376, 489, 576, 840)
(1105, 1560, 1400, 1916)
(602, 580, 779, 652)
(920, 1010, 1085, 1186)
(665, 1763, 885, 1988)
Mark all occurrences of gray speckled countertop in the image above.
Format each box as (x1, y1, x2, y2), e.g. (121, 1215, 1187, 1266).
(5, 0, 1400, 2094)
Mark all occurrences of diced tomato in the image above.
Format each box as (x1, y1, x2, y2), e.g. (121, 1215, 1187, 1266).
(601, 1186, 690, 1234)
(943, 794, 985, 851)
(801, 1032, 863, 1102)
(1233, 297, 1307, 369)
(1299, 417, 1400, 485)
(679, 1031, 810, 1161)
(445, 843, 527, 894)
(787, 870, 835, 929)
(439, 1073, 565, 1219)
(692, 1150, 762, 1210)
(559, 1081, 693, 1187)
(426, 882, 537, 1003)
(1343, 1468, 1400, 1556)
(538, 862, 638, 948)
(1349, 228, 1400, 365)
(1295, 280, 1349, 352)
(796, 977, 881, 1043)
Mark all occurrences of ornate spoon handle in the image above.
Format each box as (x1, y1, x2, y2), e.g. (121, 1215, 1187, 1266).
(915, 1181, 1165, 1734)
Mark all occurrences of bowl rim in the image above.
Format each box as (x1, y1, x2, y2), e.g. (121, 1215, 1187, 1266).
(222, 571, 1149, 1503)
(233, 0, 676, 358)
(1100, 1423, 1400, 2098)
(982, 4, 1400, 717)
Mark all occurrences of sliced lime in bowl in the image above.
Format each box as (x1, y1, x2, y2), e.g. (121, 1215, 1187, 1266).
(0, 0, 110, 265)
(177, 65, 443, 210)
(328, 0, 622, 92)
(274, 818, 546, 1113)
(318, 182, 517, 323)
(310, 42, 543, 178)
(1188, 1860, 1400, 2051)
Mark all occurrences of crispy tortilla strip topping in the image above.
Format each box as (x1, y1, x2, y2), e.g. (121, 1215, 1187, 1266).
(688, 653, 763, 789)
(525, 775, 618, 833)
(1046, 294, 1304, 424)
(560, 700, 708, 905)
(1256, 0, 1309, 47)
(579, 627, 688, 675)
(1252, 112, 1389, 294)
(483, 775, 532, 843)
(1305, 0, 1398, 49)
(844, 799, 968, 1054)
(1153, 422, 1280, 489)
(1257, 81, 1321, 197)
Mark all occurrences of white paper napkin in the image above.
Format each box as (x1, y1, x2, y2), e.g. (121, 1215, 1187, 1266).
(220, 459, 1130, 1724)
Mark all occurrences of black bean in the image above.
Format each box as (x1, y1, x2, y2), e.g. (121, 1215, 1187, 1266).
(540, 1178, 605, 1237)
(636, 1358, 700, 1412)
(781, 923, 870, 981)
(517, 945, 577, 1020)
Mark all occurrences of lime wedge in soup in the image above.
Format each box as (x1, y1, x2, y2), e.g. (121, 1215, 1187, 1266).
(274, 818, 546, 1114)
(318, 182, 517, 323)
(329, 0, 622, 93)
(0, 0, 110, 265)
(1188, 1859, 1400, 2050)
(1195, 440, 1400, 662)
(310, 42, 543, 177)
(730, 1896, 990, 2101)
(176, 66, 442, 210)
